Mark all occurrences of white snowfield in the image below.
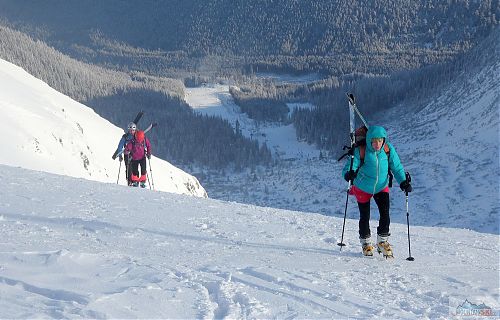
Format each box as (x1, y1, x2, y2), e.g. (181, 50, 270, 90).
(0, 58, 207, 198)
(0, 165, 498, 319)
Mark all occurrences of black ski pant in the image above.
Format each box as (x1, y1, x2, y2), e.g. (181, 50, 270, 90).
(130, 157, 147, 180)
(358, 191, 390, 240)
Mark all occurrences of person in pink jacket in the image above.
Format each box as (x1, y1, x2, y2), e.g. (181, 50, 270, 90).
(125, 130, 152, 188)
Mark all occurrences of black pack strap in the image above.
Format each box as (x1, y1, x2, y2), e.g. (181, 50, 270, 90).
(337, 145, 354, 162)
(338, 152, 349, 162)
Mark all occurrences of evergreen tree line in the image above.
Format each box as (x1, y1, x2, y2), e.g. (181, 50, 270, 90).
(0, 0, 496, 77)
(46, 32, 460, 86)
(0, 25, 185, 101)
(229, 86, 289, 123)
(183, 0, 496, 57)
(0, 24, 272, 169)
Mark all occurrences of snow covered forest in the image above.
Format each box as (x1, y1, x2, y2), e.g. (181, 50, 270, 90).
(0, 1, 496, 70)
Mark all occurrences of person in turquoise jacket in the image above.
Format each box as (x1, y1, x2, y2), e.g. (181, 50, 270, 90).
(342, 125, 412, 256)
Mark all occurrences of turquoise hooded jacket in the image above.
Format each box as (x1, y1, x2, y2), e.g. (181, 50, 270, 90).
(342, 126, 406, 194)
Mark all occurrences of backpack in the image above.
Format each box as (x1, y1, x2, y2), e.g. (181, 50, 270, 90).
(126, 136, 148, 161)
(353, 126, 394, 187)
(132, 138, 146, 152)
(132, 130, 147, 152)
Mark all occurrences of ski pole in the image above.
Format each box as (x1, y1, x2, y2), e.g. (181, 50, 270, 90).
(338, 143, 355, 250)
(116, 160, 122, 184)
(404, 172, 415, 261)
(338, 182, 350, 250)
(126, 155, 132, 186)
(338, 151, 353, 250)
(148, 157, 155, 190)
(338, 94, 357, 250)
(146, 171, 152, 190)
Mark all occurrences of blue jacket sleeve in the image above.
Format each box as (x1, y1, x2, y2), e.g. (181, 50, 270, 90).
(114, 136, 126, 157)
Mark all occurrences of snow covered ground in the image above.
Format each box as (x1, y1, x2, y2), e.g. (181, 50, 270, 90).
(1, 165, 498, 319)
(0, 58, 206, 198)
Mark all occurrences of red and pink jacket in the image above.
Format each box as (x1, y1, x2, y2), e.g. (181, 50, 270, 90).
(125, 137, 151, 160)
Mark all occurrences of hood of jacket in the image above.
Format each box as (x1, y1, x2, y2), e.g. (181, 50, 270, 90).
(366, 126, 388, 152)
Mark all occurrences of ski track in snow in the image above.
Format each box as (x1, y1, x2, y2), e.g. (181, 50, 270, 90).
(0, 165, 498, 319)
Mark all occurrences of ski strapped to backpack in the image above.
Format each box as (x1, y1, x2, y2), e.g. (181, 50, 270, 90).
(133, 111, 144, 126)
(144, 122, 158, 134)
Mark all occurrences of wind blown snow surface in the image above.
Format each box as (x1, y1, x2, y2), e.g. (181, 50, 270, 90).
(0, 165, 498, 319)
(0, 58, 206, 198)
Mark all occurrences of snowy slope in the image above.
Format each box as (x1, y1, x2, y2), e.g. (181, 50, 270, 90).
(0, 58, 206, 198)
(0, 165, 498, 318)
(379, 52, 499, 234)
(185, 43, 500, 234)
